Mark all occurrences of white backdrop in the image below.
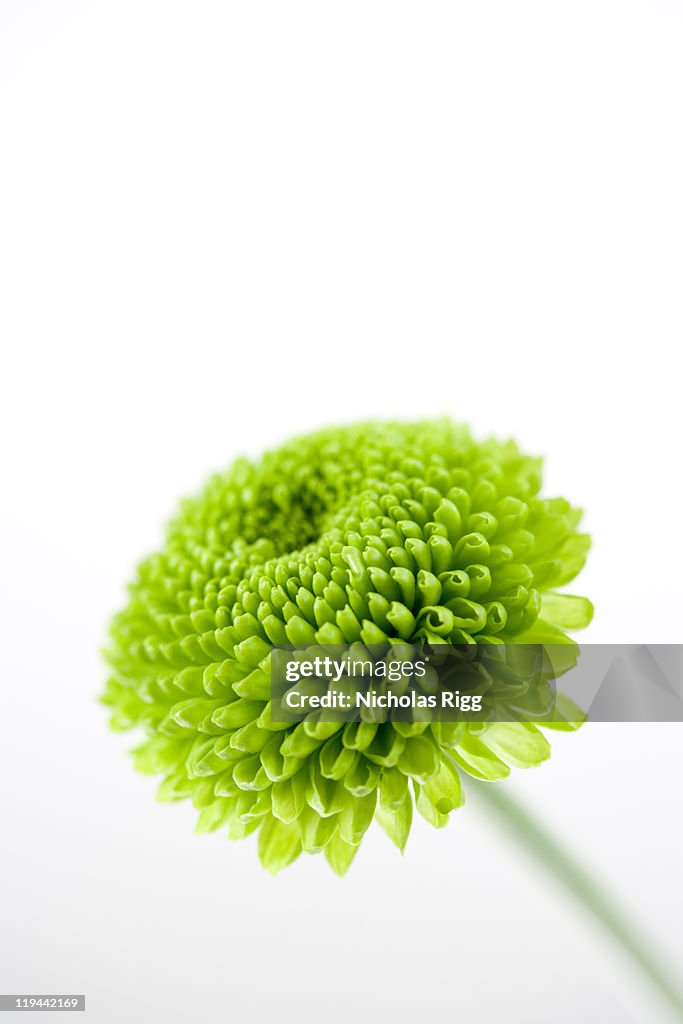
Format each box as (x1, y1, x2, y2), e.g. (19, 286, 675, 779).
(1, 2, 682, 1022)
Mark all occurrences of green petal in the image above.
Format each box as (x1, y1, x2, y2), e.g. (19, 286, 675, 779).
(540, 692, 586, 730)
(227, 816, 261, 840)
(338, 791, 377, 845)
(397, 735, 441, 783)
(307, 759, 349, 817)
(512, 620, 574, 646)
(298, 805, 338, 852)
(414, 782, 449, 829)
(343, 758, 380, 797)
(363, 727, 406, 767)
(195, 797, 234, 834)
(324, 831, 359, 876)
(540, 593, 594, 631)
(258, 816, 302, 874)
(376, 795, 413, 851)
(157, 771, 194, 801)
(379, 766, 409, 810)
(319, 734, 359, 780)
(452, 735, 510, 781)
(132, 737, 193, 775)
(481, 723, 551, 768)
(271, 768, 308, 823)
(211, 699, 264, 730)
(232, 668, 271, 700)
(421, 757, 463, 814)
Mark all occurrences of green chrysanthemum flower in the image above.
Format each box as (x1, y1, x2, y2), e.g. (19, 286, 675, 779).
(103, 420, 592, 874)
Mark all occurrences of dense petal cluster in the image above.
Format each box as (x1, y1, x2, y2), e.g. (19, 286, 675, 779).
(103, 420, 592, 873)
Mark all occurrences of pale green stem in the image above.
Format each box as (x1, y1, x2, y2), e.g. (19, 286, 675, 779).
(472, 782, 683, 1021)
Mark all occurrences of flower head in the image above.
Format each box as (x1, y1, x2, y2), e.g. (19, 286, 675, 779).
(103, 420, 592, 873)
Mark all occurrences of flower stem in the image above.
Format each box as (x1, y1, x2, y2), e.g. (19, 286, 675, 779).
(471, 781, 683, 1021)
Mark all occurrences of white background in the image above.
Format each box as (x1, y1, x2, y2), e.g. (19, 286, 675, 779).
(1, 2, 682, 1022)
